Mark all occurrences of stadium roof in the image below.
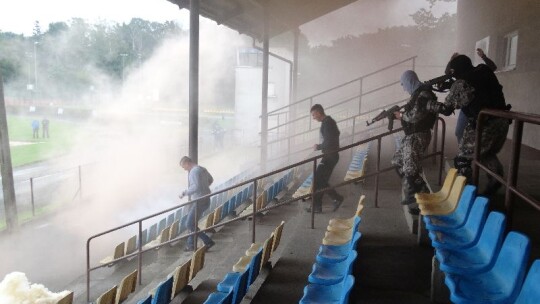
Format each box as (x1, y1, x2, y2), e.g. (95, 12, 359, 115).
(167, 0, 357, 39)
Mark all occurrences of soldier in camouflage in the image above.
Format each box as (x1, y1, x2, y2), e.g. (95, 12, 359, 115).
(392, 70, 438, 214)
(426, 55, 510, 196)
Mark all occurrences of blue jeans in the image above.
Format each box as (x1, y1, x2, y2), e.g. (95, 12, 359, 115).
(185, 199, 213, 249)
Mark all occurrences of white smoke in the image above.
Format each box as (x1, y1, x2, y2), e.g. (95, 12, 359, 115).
(0, 272, 70, 304)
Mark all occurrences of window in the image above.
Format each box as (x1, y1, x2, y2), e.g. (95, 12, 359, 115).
(237, 48, 263, 67)
(504, 31, 518, 69)
(474, 36, 490, 66)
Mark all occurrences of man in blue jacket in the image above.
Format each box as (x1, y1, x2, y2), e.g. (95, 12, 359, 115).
(179, 156, 216, 251)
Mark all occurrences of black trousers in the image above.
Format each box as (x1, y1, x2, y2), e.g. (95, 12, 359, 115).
(313, 153, 340, 208)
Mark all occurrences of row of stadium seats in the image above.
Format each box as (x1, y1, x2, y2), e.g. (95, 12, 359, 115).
(99, 180, 258, 265)
(418, 169, 540, 303)
(99, 168, 296, 266)
(299, 195, 365, 303)
(344, 143, 370, 182)
(293, 143, 371, 200)
(239, 169, 296, 218)
(203, 221, 285, 304)
(95, 246, 206, 304)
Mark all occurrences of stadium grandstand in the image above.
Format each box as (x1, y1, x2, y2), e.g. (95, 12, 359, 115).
(1, 1, 540, 304)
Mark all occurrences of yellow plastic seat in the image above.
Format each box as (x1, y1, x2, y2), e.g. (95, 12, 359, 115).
(125, 236, 137, 255)
(169, 220, 180, 242)
(57, 291, 74, 304)
(200, 212, 214, 230)
(142, 225, 171, 250)
(233, 255, 252, 272)
(271, 221, 285, 252)
(96, 286, 117, 304)
(115, 270, 137, 304)
(189, 246, 206, 281)
(419, 176, 466, 216)
(323, 228, 354, 246)
(416, 168, 458, 204)
(246, 234, 275, 271)
(171, 260, 191, 298)
(328, 195, 365, 231)
(245, 243, 263, 256)
(344, 158, 368, 181)
(100, 242, 125, 265)
(213, 206, 223, 225)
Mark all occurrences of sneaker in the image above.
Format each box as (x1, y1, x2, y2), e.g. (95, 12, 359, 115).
(305, 207, 322, 213)
(183, 246, 195, 252)
(205, 241, 215, 251)
(332, 199, 343, 212)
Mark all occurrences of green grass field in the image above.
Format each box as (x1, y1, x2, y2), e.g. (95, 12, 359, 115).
(7, 115, 80, 167)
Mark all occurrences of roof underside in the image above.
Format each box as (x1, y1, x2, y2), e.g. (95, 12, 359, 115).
(168, 0, 357, 39)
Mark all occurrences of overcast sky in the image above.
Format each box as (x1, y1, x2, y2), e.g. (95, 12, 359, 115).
(0, 0, 455, 46)
(0, 0, 189, 35)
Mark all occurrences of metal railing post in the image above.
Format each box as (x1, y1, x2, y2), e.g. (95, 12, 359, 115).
(311, 159, 317, 229)
(30, 177, 35, 216)
(375, 138, 381, 208)
(86, 239, 91, 302)
(138, 221, 143, 285)
(309, 97, 313, 130)
(252, 180, 258, 243)
(193, 200, 198, 250)
(505, 121, 523, 229)
(438, 118, 446, 185)
(358, 78, 363, 115)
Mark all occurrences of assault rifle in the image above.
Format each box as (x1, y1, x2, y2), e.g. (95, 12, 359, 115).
(425, 74, 454, 92)
(366, 104, 404, 131)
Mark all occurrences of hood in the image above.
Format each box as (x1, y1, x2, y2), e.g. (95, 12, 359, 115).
(400, 70, 422, 95)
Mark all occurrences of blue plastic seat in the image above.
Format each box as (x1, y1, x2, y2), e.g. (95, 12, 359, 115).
(204, 291, 233, 304)
(222, 201, 230, 219)
(137, 295, 152, 304)
(445, 231, 531, 304)
(436, 211, 506, 275)
(158, 218, 167, 234)
(152, 276, 174, 304)
(166, 213, 175, 227)
(424, 185, 476, 232)
(300, 275, 354, 304)
(309, 250, 357, 285)
(514, 259, 540, 304)
(236, 249, 263, 287)
(140, 229, 148, 246)
(428, 197, 489, 250)
(148, 223, 158, 242)
(317, 232, 361, 264)
(217, 271, 249, 304)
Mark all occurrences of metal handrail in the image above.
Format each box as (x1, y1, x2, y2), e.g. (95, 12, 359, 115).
(268, 56, 417, 115)
(86, 116, 445, 302)
(473, 109, 540, 228)
(267, 98, 407, 146)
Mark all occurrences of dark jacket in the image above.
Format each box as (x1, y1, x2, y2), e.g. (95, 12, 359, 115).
(316, 116, 340, 154)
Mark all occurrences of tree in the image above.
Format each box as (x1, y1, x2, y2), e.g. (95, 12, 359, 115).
(32, 21, 42, 40)
(410, 0, 456, 30)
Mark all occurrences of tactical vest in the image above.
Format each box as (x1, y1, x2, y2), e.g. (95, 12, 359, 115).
(401, 85, 438, 135)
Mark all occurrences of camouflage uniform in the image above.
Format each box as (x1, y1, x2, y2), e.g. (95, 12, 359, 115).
(392, 89, 438, 206)
(429, 79, 509, 192)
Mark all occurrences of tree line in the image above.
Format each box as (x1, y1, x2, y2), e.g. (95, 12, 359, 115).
(0, 18, 184, 101)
